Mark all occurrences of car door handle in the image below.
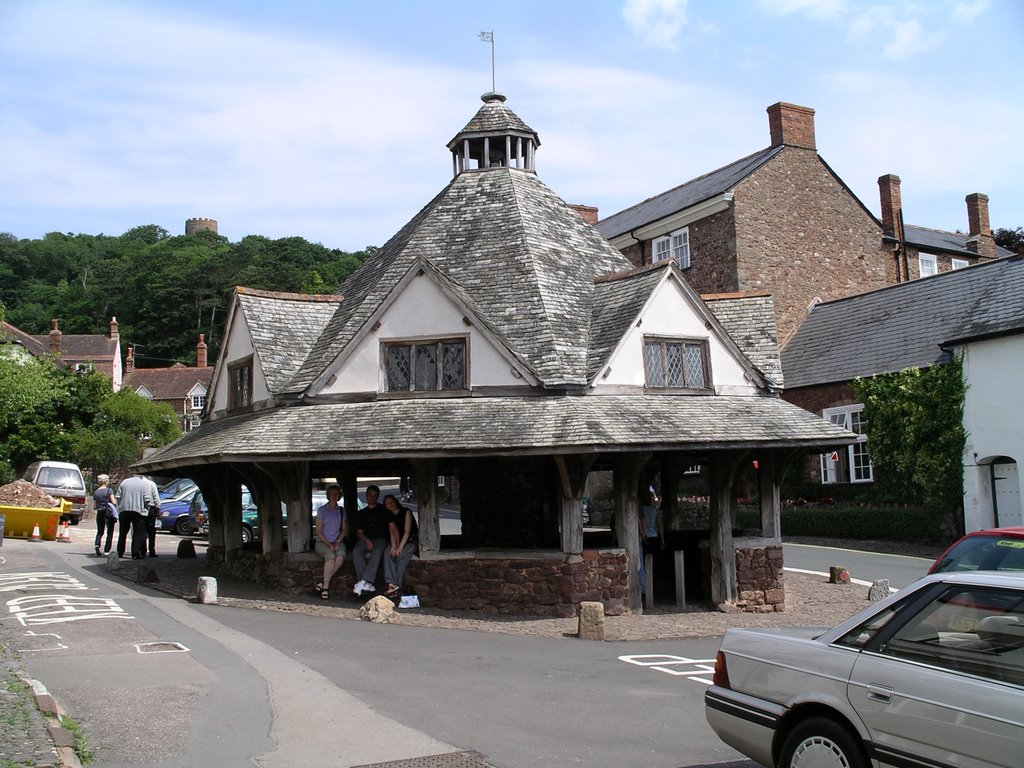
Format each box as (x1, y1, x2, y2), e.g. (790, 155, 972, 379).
(866, 684, 893, 703)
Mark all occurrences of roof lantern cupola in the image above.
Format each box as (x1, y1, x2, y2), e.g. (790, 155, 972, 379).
(447, 92, 541, 177)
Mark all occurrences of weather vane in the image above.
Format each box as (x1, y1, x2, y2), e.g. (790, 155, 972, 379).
(478, 30, 495, 93)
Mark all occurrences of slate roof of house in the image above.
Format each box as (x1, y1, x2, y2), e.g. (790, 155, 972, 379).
(31, 333, 118, 360)
(703, 292, 784, 387)
(589, 265, 666, 381)
(281, 167, 634, 393)
(137, 394, 855, 471)
(593, 146, 782, 240)
(782, 255, 1024, 389)
(124, 364, 213, 400)
(902, 225, 1013, 259)
(234, 288, 344, 393)
(1, 322, 51, 358)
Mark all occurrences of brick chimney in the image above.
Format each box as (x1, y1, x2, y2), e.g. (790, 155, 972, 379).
(767, 102, 816, 150)
(878, 174, 902, 238)
(965, 193, 996, 259)
(48, 319, 61, 355)
(109, 316, 119, 341)
(196, 333, 208, 368)
(568, 204, 599, 226)
(125, 345, 134, 374)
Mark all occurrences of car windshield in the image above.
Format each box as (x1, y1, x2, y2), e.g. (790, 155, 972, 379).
(35, 467, 84, 490)
(933, 535, 1024, 574)
(160, 477, 195, 498)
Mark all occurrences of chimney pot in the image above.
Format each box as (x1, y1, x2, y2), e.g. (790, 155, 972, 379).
(878, 174, 903, 238)
(109, 316, 119, 340)
(196, 333, 208, 368)
(48, 319, 61, 355)
(767, 102, 816, 150)
(125, 346, 134, 374)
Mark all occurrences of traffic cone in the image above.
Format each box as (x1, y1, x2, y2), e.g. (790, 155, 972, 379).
(57, 521, 72, 543)
(29, 522, 41, 541)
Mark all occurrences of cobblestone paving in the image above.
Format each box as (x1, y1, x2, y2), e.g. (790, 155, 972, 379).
(0, 643, 60, 768)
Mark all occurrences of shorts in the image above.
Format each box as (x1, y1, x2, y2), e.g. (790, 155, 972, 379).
(315, 540, 347, 560)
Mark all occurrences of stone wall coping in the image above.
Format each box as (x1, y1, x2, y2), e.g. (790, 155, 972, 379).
(733, 536, 782, 548)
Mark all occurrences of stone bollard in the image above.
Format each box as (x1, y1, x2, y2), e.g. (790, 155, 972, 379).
(868, 579, 890, 602)
(829, 566, 850, 584)
(577, 601, 605, 641)
(360, 595, 396, 623)
(106, 551, 121, 571)
(137, 565, 159, 584)
(177, 539, 197, 558)
(197, 576, 218, 604)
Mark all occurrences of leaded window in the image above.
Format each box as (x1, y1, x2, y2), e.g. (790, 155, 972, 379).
(385, 339, 466, 392)
(228, 359, 253, 411)
(643, 338, 709, 390)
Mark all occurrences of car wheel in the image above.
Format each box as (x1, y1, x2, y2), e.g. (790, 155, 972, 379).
(779, 717, 867, 768)
(173, 517, 193, 536)
(241, 525, 252, 544)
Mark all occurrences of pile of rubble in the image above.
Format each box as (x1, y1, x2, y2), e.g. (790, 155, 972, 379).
(0, 479, 60, 508)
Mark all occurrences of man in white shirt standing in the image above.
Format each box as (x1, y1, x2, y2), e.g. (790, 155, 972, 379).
(116, 473, 155, 560)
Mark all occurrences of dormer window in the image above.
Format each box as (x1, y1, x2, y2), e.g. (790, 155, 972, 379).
(191, 394, 206, 410)
(228, 357, 253, 411)
(643, 337, 709, 390)
(384, 338, 467, 393)
(75, 362, 93, 374)
(653, 228, 690, 269)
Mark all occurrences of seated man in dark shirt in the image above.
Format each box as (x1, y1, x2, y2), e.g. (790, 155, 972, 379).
(351, 485, 389, 595)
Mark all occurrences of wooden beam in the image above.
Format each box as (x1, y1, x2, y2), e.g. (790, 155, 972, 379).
(708, 450, 747, 606)
(410, 458, 439, 555)
(554, 454, 596, 555)
(613, 452, 652, 614)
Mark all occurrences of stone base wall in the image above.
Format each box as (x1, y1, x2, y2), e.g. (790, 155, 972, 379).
(207, 545, 629, 618)
(734, 544, 785, 612)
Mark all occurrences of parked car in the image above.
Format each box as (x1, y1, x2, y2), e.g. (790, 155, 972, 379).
(190, 488, 361, 543)
(21, 460, 88, 524)
(155, 478, 200, 535)
(159, 477, 197, 502)
(929, 526, 1024, 575)
(705, 571, 1024, 768)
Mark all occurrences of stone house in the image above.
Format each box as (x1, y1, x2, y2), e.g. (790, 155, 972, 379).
(0, 316, 124, 389)
(781, 254, 1024, 531)
(594, 102, 1006, 348)
(137, 93, 852, 617)
(122, 335, 213, 433)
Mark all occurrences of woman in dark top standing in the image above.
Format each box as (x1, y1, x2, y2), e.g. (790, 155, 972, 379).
(383, 493, 418, 597)
(92, 474, 117, 556)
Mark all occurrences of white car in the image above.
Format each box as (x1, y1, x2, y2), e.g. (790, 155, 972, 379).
(705, 571, 1024, 768)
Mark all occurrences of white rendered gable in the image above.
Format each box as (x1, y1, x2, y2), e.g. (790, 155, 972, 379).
(210, 306, 271, 414)
(596, 276, 761, 396)
(320, 270, 525, 396)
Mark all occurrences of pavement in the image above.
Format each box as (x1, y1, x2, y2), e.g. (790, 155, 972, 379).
(0, 527, 933, 768)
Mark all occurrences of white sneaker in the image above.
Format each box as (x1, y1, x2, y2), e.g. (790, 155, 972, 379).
(353, 580, 366, 595)
(362, 582, 376, 593)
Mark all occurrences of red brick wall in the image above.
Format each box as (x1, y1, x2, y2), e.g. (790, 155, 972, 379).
(732, 149, 892, 346)
(680, 208, 739, 294)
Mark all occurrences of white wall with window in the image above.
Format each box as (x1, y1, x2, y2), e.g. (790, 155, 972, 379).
(322, 271, 525, 396)
(212, 310, 270, 414)
(652, 227, 690, 269)
(597, 272, 759, 395)
(820, 405, 873, 483)
(918, 253, 938, 277)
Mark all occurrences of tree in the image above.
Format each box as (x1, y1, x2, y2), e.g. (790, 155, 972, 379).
(994, 227, 1023, 253)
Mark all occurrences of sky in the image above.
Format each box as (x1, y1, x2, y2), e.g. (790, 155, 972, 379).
(1, 0, 1022, 251)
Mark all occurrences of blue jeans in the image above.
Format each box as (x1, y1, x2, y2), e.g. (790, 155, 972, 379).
(352, 537, 387, 584)
(384, 541, 417, 587)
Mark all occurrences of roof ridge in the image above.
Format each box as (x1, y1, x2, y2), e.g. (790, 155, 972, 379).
(236, 286, 345, 303)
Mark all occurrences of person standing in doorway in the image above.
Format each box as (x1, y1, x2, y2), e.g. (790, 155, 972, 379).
(92, 474, 117, 556)
(116, 473, 155, 560)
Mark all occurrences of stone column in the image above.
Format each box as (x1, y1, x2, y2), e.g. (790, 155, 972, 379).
(554, 455, 595, 555)
(410, 459, 440, 555)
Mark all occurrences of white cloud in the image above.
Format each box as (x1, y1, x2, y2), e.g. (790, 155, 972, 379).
(755, 0, 846, 19)
(882, 19, 938, 59)
(952, 0, 990, 24)
(621, 0, 688, 49)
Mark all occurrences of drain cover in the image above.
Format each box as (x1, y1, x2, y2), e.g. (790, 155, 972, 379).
(135, 641, 190, 653)
(353, 751, 497, 768)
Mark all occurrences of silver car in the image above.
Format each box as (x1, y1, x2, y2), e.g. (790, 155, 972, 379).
(705, 571, 1024, 768)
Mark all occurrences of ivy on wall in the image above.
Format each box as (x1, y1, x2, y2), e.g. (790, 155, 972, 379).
(852, 358, 966, 523)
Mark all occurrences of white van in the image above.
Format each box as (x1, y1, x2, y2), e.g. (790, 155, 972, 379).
(22, 460, 88, 524)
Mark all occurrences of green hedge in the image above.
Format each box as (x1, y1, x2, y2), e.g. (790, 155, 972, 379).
(735, 504, 951, 546)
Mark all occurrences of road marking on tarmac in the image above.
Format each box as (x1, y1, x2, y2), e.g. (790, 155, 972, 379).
(619, 653, 717, 685)
(2, 571, 134, 625)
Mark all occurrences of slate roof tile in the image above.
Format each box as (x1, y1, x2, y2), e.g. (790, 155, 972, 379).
(782, 255, 1024, 388)
(124, 365, 212, 400)
(704, 292, 784, 386)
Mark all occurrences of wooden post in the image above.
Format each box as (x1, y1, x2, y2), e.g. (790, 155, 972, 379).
(275, 461, 311, 554)
(251, 465, 283, 555)
(708, 451, 746, 606)
(554, 454, 596, 555)
(613, 453, 651, 614)
(410, 459, 439, 555)
(758, 450, 781, 542)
